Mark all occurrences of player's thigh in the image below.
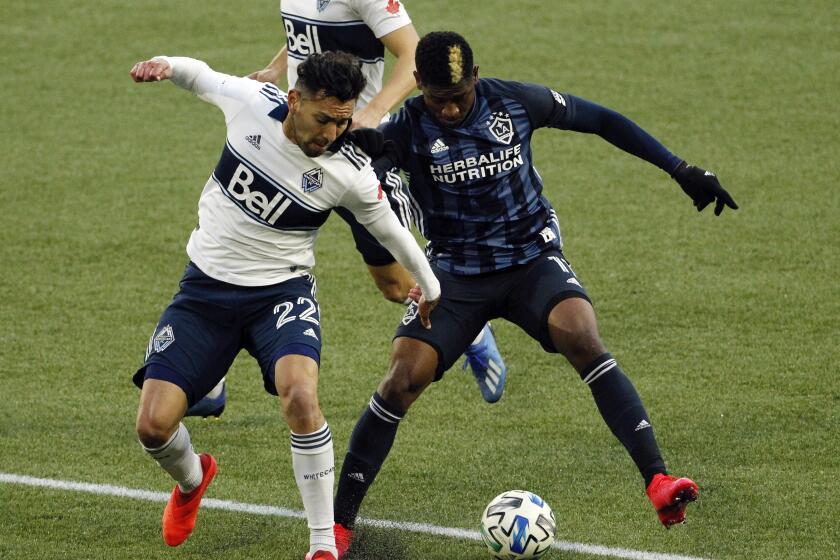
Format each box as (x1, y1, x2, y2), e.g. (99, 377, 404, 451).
(395, 268, 492, 379)
(133, 264, 242, 407)
(243, 274, 323, 396)
(501, 250, 592, 353)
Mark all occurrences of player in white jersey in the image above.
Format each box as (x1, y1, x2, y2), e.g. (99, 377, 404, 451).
(186, 0, 507, 419)
(129, 51, 439, 560)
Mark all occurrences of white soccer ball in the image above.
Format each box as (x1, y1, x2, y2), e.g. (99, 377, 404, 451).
(479, 490, 556, 560)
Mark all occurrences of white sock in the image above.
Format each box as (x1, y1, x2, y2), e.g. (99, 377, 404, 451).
(471, 324, 488, 346)
(291, 423, 337, 556)
(206, 378, 225, 399)
(142, 422, 203, 493)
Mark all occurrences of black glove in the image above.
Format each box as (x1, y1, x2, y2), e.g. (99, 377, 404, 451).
(370, 140, 401, 181)
(346, 127, 385, 158)
(671, 161, 738, 215)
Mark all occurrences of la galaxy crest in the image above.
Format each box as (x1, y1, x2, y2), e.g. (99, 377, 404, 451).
(302, 167, 324, 193)
(488, 111, 514, 145)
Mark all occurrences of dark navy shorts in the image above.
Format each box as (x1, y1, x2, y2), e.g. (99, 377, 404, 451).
(132, 262, 322, 406)
(395, 250, 590, 379)
(335, 170, 414, 267)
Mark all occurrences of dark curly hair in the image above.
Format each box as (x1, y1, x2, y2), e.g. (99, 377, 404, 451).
(415, 31, 474, 87)
(296, 51, 366, 101)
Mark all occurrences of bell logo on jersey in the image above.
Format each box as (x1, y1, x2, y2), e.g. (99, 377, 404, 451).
(488, 111, 514, 145)
(302, 167, 324, 193)
(227, 163, 293, 225)
(285, 19, 322, 56)
(386, 0, 401, 15)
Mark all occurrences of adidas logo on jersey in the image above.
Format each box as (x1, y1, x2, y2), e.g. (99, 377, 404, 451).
(348, 472, 365, 483)
(245, 134, 261, 150)
(303, 328, 319, 340)
(430, 138, 449, 154)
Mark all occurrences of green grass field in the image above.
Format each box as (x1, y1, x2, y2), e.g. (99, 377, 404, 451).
(1, 1, 838, 559)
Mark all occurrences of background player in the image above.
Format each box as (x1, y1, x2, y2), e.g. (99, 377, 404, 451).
(330, 31, 738, 556)
(187, 0, 506, 418)
(129, 51, 440, 560)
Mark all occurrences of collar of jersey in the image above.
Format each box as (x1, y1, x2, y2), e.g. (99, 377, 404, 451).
(268, 104, 289, 121)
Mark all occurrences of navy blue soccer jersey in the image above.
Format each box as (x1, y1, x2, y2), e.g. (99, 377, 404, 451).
(382, 78, 682, 275)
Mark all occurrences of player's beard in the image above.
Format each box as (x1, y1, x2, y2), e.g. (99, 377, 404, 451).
(292, 116, 329, 157)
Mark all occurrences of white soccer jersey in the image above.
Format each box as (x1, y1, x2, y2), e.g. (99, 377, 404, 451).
(156, 56, 438, 300)
(281, 0, 412, 109)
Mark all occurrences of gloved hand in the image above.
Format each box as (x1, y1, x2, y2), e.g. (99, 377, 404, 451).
(369, 140, 400, 178)
(671, 161, 738, 215)
(346, 127, 385, 157)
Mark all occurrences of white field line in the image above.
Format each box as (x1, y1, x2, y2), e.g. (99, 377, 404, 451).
(0, 472, 710, 560)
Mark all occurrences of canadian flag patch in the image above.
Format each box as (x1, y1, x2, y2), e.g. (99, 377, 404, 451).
(386, 0, 400, 15)
(377, 183, 384, 200)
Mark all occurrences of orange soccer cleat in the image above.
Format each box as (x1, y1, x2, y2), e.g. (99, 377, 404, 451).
(646, 473, 699, 527)
(334, 523, 354, 559)
(162, 453, 218, 546)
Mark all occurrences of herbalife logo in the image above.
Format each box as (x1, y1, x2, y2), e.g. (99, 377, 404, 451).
(635, 419, 651, 432)
(430, 138, 449, 154)
(245, 134, 261, 150)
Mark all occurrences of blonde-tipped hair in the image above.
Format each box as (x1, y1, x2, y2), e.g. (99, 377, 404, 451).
(448, 45, 464, 85)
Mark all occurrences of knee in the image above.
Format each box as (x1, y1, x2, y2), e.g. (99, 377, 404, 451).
(548, 298, 607, 369)
(378, 365, 433, 412)
(135, 414, 177, 449)
(560, 330, 605, 368)
(278, 381, 320, 422)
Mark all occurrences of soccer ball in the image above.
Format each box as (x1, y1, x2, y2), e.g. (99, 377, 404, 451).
(479, 490, 556, 560)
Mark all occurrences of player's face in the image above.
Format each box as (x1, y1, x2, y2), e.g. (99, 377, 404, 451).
(287, 89, 355, 157)
(416, 66, 479, 128)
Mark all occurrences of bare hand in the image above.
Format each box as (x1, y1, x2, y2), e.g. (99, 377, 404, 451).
(248, 68, 281, 83)
(408, 284, 438, 329)
(130, 58, 172, 82)
(350, 105, 386, 130)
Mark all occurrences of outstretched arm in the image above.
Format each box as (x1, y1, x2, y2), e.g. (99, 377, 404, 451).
(518, 83, 738, 215)
(130, 56, 262, 120)
(351, 24, 420, 130)
(561, 95, 738, 215)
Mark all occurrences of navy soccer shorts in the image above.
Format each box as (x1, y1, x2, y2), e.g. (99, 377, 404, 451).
(132, 262, 322, 405)
(395, 250, 590, 378)
(334, 170, 415, 266)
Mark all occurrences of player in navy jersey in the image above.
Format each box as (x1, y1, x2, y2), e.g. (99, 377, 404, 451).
(187, 0, 507, 418)
(330, 31, 738, 555)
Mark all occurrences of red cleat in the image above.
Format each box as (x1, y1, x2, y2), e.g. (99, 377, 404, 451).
(334, 523, 353, 559)
(646, 473, 699, 527)
(162, 453, 218, 546)
(305, 552, 336, 560)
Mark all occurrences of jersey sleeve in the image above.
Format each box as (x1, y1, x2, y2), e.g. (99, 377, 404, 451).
(558, 94, 683, 174)
(501, 81, 570, 130)
(338, 167, 440, 301)
(353, 0, 412, 39)
(155, 56, 263, 123)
